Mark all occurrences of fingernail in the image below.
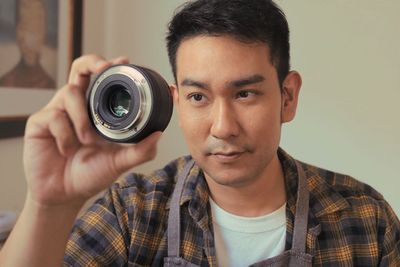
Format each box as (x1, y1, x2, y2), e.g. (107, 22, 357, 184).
(95, 60, 107, 69)
(115, 56, 129, 63)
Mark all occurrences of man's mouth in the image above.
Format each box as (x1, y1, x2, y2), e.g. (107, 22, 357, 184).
(209, 151, 245, 162)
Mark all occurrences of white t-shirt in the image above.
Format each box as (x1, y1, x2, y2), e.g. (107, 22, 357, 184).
(209, 198, 286, 267)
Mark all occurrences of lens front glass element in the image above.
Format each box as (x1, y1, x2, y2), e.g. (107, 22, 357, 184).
(109, 87, 131, 118)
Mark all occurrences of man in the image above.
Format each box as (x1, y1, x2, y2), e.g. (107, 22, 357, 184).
(0, 0, 399, 266)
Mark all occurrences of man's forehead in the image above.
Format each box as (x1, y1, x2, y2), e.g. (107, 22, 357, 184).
(177, 34, 272, 55)
(175, 38, 276, 87)
(175, 34, 275, 75)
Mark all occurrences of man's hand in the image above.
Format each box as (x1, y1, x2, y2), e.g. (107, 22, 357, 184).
(24, 54, 161, 208)
(0, 55, 161, 267)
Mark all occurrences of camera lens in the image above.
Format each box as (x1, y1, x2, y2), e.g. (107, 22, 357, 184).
(108, 86, 131, 118)
(88, 64, 173, 143)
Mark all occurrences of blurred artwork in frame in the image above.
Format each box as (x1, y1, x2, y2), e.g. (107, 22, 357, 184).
(0, 0, 82, 139)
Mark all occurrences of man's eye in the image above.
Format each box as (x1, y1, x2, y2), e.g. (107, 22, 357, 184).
(237, 91, 250, 98)
(237, 90, 257, 99)
(190, 94, 204, 102)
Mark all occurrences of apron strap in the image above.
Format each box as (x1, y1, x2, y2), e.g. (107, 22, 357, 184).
(167, 160, 195, 257)
(292, 161, 310, 254)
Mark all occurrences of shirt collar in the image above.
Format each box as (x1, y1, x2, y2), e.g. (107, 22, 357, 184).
(167, 148, 351, 223)
(278, 148, 350, 221)
(165, 158, 209, 212)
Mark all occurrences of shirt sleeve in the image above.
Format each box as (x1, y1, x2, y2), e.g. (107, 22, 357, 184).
(63, 186, 129, 267)
(378, 200, 400, 267)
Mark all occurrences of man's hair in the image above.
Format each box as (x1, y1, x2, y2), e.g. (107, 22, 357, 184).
(166, 0, 290, 87)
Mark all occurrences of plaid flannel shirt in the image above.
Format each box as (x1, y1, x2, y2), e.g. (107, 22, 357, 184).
(64, 148, 400, 266)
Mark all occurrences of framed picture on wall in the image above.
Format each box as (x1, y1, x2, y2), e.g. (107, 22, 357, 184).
(0, 0, 82, 139)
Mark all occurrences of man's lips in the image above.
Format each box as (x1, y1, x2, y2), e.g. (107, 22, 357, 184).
(208, 151, 245, 162)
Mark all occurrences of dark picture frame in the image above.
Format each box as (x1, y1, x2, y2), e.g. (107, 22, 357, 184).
(0, 0, 82, 139)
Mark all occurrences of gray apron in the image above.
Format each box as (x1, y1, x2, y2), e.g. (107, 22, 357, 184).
(164, 160, 312, 267)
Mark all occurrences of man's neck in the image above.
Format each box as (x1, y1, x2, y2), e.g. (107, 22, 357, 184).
(204, 154, 287, 217)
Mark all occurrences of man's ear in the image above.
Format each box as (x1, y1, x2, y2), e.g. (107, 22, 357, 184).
(170, 84, 183, 128)
(170, 84, 179, 105)
(281, 71, 302, 123)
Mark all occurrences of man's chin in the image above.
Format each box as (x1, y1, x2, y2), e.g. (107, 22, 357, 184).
(202, 169, 256, 188)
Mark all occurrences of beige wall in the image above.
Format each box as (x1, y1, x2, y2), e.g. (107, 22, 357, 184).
(0, 1, 399, 216)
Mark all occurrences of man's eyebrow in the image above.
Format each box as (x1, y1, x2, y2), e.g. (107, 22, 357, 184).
(180, 74, 265, 90)
(228, 74, 265, 88)
(180, 79, 210, 90)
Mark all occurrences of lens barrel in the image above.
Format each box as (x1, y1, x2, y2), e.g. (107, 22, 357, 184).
(88, 64, 173, 143)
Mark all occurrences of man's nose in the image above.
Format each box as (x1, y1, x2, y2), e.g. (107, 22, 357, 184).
(210, 100, 240, 139)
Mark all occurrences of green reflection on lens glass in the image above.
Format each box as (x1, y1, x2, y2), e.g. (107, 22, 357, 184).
(109, 88, 131, 118)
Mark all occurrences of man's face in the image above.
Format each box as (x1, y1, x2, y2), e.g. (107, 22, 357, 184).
(173, 35, 295, 187)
